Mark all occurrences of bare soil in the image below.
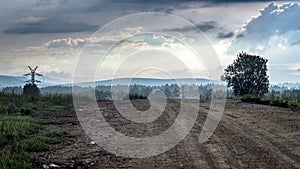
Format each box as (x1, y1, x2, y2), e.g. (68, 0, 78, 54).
(33, 99, 300, 168)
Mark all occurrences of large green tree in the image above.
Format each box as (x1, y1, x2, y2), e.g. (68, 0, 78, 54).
(23, 83, 40, 101)
(222, 52, 269, 97)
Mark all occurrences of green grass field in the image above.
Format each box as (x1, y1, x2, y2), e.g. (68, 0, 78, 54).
(0, 93, 75, 168)
(0, 114, 74, 168)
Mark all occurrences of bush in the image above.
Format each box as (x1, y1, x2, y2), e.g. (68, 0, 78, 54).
(129, 93, 147, 100)
(0, 103, 19, 115)
(241, 95, 261, 103)
(241, 95, 299, 109)
(20, 108, 33, 116)
(270, 99, 289, 108)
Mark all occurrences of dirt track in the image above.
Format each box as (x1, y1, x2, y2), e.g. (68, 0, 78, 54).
(34, 100, 300, 168)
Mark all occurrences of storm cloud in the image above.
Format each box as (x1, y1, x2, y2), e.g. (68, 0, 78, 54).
(217, 32, 234, 39)
(163, 21, 218, 32)
(228, 2, 300, 53)
(4, 17, 99, 34)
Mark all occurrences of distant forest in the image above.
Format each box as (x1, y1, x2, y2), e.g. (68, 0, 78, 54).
(2, 84, 300, 101)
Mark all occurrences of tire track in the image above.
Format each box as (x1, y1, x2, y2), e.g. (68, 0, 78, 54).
(199, 105, 300, 169)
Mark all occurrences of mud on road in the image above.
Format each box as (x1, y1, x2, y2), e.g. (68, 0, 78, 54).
(33, 100, 300, 168)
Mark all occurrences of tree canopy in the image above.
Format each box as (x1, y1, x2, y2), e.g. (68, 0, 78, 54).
(23, 83, 40, 101)
(222, 52, 269, 97)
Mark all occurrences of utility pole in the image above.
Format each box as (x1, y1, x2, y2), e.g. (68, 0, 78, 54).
(23, 66, 43, 101)
(23, 66, 43, 85)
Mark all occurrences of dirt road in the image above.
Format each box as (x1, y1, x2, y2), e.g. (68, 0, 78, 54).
(34, 100, 300, 168)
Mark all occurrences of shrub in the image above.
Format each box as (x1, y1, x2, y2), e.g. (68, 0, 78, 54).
(241, 95, 262, 103)
(20, 108, 33, 116)
(129, 93, 147, 100)
(241, 95, 299, 109)
(0, 103, 19, 115)
(270, 99, 289, 108)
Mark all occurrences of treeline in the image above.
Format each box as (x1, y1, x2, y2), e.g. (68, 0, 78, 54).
(95, 84, 228, 100)
(1, 84, 224, 100)
(240, 89, 300, 108)
(0, 84, 219, 100)
(1, 86, 72, 95)
(3, 84, 300, 109)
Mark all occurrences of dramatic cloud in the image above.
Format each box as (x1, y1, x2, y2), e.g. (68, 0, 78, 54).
(219, 2, 300, 83)
(0, 0, 299, 83)
(217, 32, 234, 39)
(14, 16, 46, 24)
(195, 21, 218, 32)
(163, 21, 218, 32)
(4, 17, 99, 34)
(229, 2, 300, 53)
(246, 3, 300, 34)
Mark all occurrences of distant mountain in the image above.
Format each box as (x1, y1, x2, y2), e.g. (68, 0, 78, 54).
(0, 75, 27, 89)
(2, 74, 299, 90)
(0, 75, 54, 89)
(0, 75, 212, 89)
(275, 82, 300, 90)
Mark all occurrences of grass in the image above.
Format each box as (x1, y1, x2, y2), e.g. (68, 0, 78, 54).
(0, 116, 39, 147)
(0, 92, 74, 115)
(0, 93, 75, 168)
(19, 136, 59, 152)
(0, 115, 39, 168)
(45, 129, 74, 138)
(11, 130, 74, 153)
(22, 101, 73, 111)
(46, 104, 73, 111)
(40, 118, 63, 125)
(0, 113, 73, 168)
(1, 128, 74, 168)
(0, 152, 33, 169)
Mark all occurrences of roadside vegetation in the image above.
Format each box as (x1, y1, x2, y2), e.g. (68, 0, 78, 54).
(0, 92, 73, 114)
(0, 92, 74, 168)
(239, 93, 300, 109)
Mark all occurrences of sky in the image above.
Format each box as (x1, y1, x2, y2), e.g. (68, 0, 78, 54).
(0, 0, 299, 84)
